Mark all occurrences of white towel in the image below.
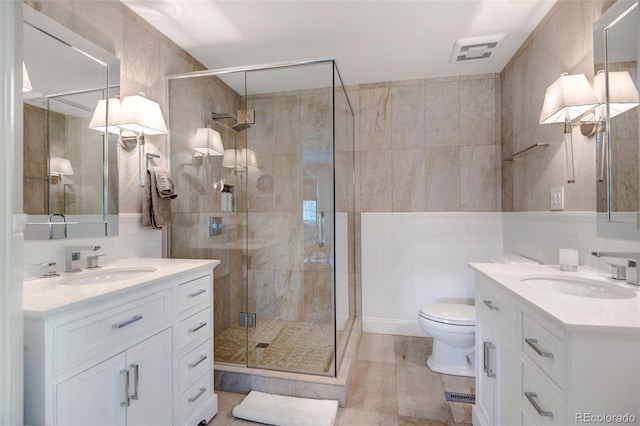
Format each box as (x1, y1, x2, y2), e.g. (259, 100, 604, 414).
(232, 391, 338, 426)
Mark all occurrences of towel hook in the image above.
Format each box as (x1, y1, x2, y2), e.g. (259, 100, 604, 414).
(141, 153, 161, 187)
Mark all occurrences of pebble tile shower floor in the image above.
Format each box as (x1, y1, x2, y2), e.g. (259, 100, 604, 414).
(209, 332, 474, 425)
(214, 319, 334, 374)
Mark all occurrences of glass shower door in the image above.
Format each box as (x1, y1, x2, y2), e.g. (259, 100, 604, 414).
(244, 62, 336, 375)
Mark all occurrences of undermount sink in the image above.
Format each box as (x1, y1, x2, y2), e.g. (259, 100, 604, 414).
(57, 267, 157, 285)
(521, 274, 636, 299)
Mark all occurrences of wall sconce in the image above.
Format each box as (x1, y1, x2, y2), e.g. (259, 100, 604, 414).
(192, 126, 224, 188)
(22, 62, 32, 93)
(595, 70, 639, 118)
(540, 73, 599, 183)
(49, 157, 74, 184)
(114, 92, 168, 148)
(193, 127, 225, 157)
(89, 97, 121, 135)
(111, 92, 168, 187)
(222, 148, 258, 171)
(540, 73, 599, 130)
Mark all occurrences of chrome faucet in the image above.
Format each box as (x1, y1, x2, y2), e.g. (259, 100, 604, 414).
(591, 251, 640, 286)
(65, 245, 101, 272)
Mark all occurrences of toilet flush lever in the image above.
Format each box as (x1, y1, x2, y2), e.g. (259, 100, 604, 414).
(483, 300, 500, 311)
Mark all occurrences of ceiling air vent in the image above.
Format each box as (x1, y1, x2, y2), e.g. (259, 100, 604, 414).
(450, 34, 504, 63)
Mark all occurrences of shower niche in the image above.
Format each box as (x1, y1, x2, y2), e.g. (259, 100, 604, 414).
(168, 60, 356, 377)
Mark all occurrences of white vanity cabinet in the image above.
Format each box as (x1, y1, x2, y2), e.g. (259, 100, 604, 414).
(175, 274, 217, 426)
(56, 328, 173, 426)
(474, 275, 519, 426)
(472, 267, 640, 426)
(23, 259, 219, 426)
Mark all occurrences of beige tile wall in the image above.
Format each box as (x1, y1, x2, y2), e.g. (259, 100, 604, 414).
(28, 0, 503, 218)
(349, 75, 502, 214)
(501, 0, 615, 211)
(23, 104, 48, 215)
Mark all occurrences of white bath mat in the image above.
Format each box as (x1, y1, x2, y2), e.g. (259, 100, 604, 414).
(232, 390, 338, 426)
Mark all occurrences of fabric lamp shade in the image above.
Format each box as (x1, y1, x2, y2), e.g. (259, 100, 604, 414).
(223, 148, 258, 170)
(114, 93, 168, 135)
(49, 157, 74, 176)
(89, 98, 121, 134)
(193, 127, 225, 156)
(240, 148, 258, 169)
(222, 149, 240, 169)
(594, 71, 640, 118)
(539, 73, 599, 124)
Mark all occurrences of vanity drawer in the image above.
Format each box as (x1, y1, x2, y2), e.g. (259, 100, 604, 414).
(178, 275, 211, 314)
(477, 278, 518, 341)
(522, 361, 565, 426)
(179, 370, 213, 421)
(522, 313, 565, 390)
(178, 307, 211, 350)
(56, 288, 173, 372)
(179, 339, 212, 390)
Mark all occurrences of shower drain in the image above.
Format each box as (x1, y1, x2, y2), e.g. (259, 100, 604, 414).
(445, 391, 475, 404)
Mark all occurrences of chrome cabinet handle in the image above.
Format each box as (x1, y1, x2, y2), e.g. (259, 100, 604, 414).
(188, 322, 207, 333)
(525, 391, 553, 418)
(483, 300, 500, 311)
(188, 355, 207, 368)
(120, 369, 130, 407)
(483, 341, 489, 374)
(483, 341, 496, 378)
(129, 363, 139, 400)
(525, 338, 554, 358)
(188, 288, 207, 298)
(188, 387, 207, 403)
(317, 211, 325, 247)
(112, 315, 143, 329)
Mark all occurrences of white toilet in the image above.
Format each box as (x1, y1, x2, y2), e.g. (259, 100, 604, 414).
(417, 253, 538, 377)
(418, 303, 476, 377)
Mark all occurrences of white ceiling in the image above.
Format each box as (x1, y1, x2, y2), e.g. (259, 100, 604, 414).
(122, 0, 557, 87)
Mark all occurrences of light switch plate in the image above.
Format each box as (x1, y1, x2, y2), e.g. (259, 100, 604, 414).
(550, 187, 564, 211)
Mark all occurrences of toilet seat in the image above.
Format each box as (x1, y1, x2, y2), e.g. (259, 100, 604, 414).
(418, 303, 475, 326)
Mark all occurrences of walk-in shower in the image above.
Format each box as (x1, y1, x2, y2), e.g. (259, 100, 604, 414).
(167, 59, 356, 378)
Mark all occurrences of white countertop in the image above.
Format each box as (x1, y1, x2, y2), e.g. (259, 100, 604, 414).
(470, 262, 640, 333)
(23, 257, 220, 318)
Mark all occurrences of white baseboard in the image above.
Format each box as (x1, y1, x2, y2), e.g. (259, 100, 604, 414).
(362, 317, 424, 337)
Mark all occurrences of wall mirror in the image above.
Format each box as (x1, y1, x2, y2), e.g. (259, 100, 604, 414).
(23, 5, 119, 240)
(594, 0, 640, 239)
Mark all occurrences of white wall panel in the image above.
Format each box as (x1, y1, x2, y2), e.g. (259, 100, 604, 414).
(361, 212, 502, 336)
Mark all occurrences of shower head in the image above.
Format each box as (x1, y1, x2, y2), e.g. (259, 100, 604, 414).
(231, 122, 252, 131)
(211, 109, 254, 131)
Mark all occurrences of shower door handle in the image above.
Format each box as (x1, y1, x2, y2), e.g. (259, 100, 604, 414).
(317, 211, 325, 247)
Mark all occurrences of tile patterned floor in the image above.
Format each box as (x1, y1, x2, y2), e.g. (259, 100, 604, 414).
(208, 332, 474, 426)
(214, 320, 334, 373)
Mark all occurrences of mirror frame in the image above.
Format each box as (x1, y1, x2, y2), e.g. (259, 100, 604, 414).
(594, 0, 640, 240)
(23, 5, 120, 240)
